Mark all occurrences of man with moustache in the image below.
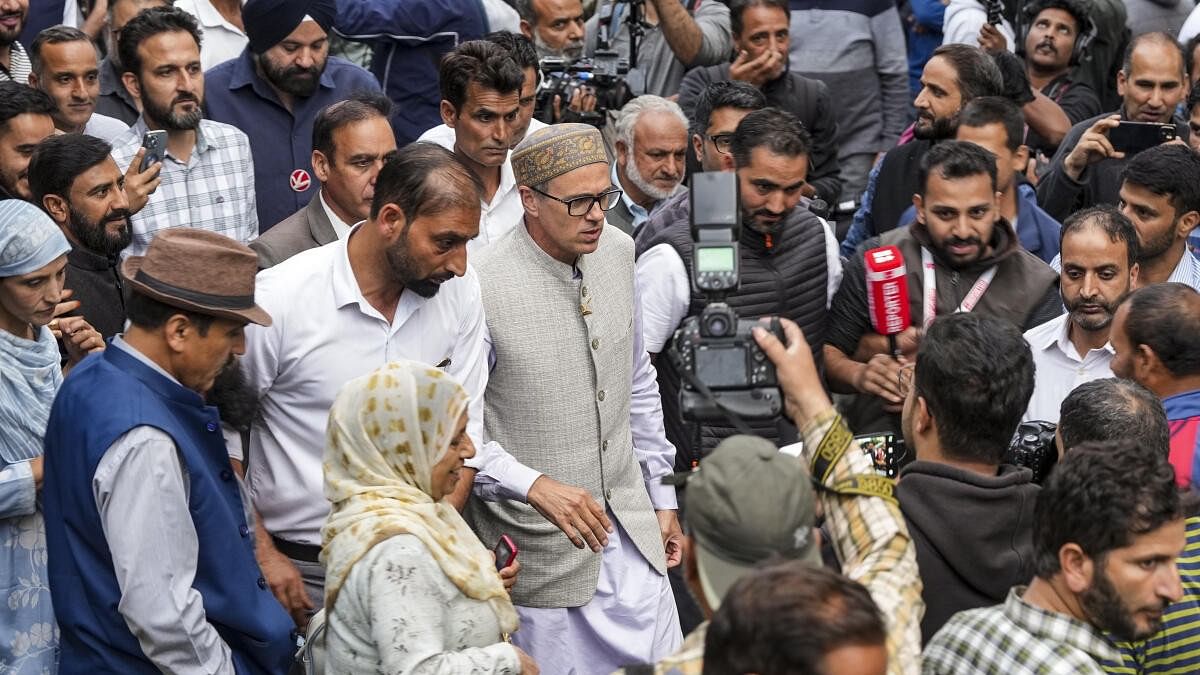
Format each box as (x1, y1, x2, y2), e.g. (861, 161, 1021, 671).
(608, 96, 688, 236)
(1110, 284, 1200, 488)
(252, 91, 397, 268)
(97, 0, 170, 125)
(518, 0, 584, 60)
(1024, 207, 1138, 424)
(28, 133, 134, 339)
(637, 107, 841, 464)
(0, 0, 31, 84)
(840, 44, 1003, 257)
(1114, 144, 1200, 291)
(1038, 33, 1191, 222)
(203, 0, 381, 232)
(0, 81, 55, 201)
(28, 26, 129, 142)
(110, 6, 254, 257)
(825, 142, 1059, 435)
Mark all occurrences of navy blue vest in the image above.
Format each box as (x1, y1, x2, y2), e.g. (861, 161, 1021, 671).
(42, 345, 295, 674)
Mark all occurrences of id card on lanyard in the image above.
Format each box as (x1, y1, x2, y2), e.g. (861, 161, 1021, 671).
(920, 248, 998, 330)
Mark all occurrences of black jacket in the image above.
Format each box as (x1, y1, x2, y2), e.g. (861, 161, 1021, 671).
(896, 460, 1039, 643)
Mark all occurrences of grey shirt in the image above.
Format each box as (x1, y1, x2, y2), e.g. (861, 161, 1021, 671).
(95, 337, 253, 674)
(584, 0, 732, 97)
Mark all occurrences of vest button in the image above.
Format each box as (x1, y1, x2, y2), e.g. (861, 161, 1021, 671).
(582, 286, 589, 297)
(602, 440, 609, 452)
(591, 338, 600, 350)
(597, 390, 605, 402)
(205, 421, 218, 432)
(605, 488, 613, 501)
(239, 525, 250, 537)
(220, 470, 233, 482)
(257, 577, 268, 590)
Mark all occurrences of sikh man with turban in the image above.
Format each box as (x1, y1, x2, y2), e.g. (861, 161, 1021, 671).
(203, 0, 382, 231)
(464, 123, 684, 674)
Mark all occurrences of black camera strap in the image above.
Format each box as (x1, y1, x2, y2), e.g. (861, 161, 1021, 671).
(809, 413, 897, 503)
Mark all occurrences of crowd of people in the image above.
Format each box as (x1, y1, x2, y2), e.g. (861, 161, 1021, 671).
(5, 0, 1200, 672)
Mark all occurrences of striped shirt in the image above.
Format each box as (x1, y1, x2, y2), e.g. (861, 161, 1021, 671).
(1105, 517, 1200, 674)
(111, 118, 258, 258)
(0, 42, 31, 86)
(924, 586, 1123, 674)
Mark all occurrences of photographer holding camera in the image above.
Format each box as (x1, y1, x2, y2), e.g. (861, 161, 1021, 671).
(635, 107, 841, 466)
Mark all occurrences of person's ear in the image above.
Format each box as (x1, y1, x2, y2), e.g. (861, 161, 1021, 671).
(692, 133, 705, 165)
(1059, 542, 1095, 594)
(1177, 210, 1200, 239)
(376, 202, 407, 240)
(912, 194, 925, 224)
(122, 72, 142, 101)
(42, 194, 70, 225)
(440, 100, 458, 129)
(519, 185, 540, 217)
(163, 313, 193, 354)
(1129, 261, 1140, 288)
(519, 19, 533, 40)
(615, 139, 628, 168)
(27, 71, 39, 88)
(311, 149, 331, 183)
(1014, 144, 1030, 172)
(1137, 343, 1165, 382)
(915, 396, 933, 435)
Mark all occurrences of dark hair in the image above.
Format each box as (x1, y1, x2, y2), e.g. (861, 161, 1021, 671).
(0, 82, 56, 133)
(730, 107, 810, 167)
(1058, 205, 1140, 269)
(438, 40, 524, 113)
(28, 133, 114, 206)
(914, 313, 1034, 464)
(1058, 378, 1169, 456)
(371, 142, 484, 222)
(690, 80, 765, 137)
(1187, 85, 1200, 115)
(117, 6, 202, 77)
(1033, 440, 1180, 577)
(1023, 0, 1090, 41)
(918, 140, 998, 195)
(930, 43, 1004, 102)
(312, 91, 393, 161)
(107, 0, 175, 22)
(1186, 33, 1200, 82)
(958, 96, 1024, 152)
(1120, 283, 1200, 378)
(486, 31, 537, 73)
(1122, 32, 1187, 80)
(703, 562, 885, 675)
(1120, 143, 1200, 219)
(30, 25, 99, 78)
(729, 0, 788, 38)
(126, 292, 215, 335)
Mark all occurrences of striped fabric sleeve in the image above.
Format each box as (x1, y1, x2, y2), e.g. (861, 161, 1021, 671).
(800, 409, 924, 675)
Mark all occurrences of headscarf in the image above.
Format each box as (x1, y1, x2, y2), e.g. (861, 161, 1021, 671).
(320, 361, 519, 633)
(0, 200, 69, 465)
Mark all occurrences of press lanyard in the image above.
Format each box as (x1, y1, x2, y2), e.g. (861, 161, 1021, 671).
(920, 247, 998, 329)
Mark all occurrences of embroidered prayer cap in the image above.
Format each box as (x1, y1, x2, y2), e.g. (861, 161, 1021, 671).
(0, 200, 70, 278)
(668, 434, 820, 608)
(121, 229, 272, 326)
(511, 123, 610, 187)
(242, 0, 336, 54)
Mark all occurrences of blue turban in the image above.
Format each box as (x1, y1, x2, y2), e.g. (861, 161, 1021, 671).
(0, 200, 70, 278)
(242, 0, 338, 54)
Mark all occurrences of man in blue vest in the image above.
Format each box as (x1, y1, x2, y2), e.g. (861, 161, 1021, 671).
(42, 229, 295, 674)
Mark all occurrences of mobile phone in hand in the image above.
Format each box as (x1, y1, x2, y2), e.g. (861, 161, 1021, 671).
(494, 534, 518, 571)
(139, 130, 168, 172)
(1107, 121, 1176, 155)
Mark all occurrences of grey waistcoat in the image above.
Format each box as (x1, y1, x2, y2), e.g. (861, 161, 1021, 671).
(467, 221, 665, 608)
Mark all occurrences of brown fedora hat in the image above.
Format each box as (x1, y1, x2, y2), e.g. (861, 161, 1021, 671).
(121, 229, 272, 326)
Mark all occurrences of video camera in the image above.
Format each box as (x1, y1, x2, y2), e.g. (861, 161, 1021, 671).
(534, 53, 633, 128)
(670, 172, 785, 423)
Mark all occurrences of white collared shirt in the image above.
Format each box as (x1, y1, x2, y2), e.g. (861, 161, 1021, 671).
(418, 119, 548, 253)
(84, 113, 129, 143)
(1022, 313, 1115, 423)
(242, 229, 492, 543)
(176, 0, 248, 71)
(317, 189, 356, 240)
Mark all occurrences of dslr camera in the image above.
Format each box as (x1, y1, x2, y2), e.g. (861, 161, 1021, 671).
(534, 52, 633, 128)
(670, 172, 785, 423)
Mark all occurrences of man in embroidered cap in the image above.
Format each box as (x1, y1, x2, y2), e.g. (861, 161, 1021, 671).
(463, 123, 683, 673)
(42, 228, 296, 674)
(203, 0, 382, 231)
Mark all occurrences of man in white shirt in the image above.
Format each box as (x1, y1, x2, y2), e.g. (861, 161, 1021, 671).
(1024, 206, 1137, 423)
(251, 91, 397, 268)
(241, 142, 489, 627)
(174, 0, 248, 70)
(28, 26, 128, 141)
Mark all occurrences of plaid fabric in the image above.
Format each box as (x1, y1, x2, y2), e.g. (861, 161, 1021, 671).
(800, 410, 924, 675)
(924, 586, 1123, 674)
(111, 118, 258, 258)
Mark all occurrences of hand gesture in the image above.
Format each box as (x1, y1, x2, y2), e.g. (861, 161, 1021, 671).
(855, 353, 909, 412)
(1063, 115, 1123, 182)
(57, 317, 104, 365)
(123, 147, 163, 215)
(729, 49, 783, 88)
(752, 318, 832, 423)
(656, 510, 683, 568)
(526, 475, 612, 552)
(977, 22, 1008, 53)
(257, 544, 314, 629)
(497, 556, 520, 592)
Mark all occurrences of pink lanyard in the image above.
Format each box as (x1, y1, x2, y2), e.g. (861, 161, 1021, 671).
(920, 248, 998, 330)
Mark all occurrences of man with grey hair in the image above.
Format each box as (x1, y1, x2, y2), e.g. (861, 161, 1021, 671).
(518, 0, 585, 59)
(609, 95, 688, 236)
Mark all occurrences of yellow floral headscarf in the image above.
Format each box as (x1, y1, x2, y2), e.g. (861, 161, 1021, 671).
(320, 361, 518, 633)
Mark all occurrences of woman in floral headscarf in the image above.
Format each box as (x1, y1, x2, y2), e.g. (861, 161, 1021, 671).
(321, 361, 538, 674)
(0, 200, 104, 672)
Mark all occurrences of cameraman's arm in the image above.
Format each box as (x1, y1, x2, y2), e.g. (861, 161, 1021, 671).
(754, 321, 923, 675)
(650, 0, 731, 67)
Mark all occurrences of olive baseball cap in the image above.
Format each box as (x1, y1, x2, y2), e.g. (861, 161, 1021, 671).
(671, 434, 820, 607)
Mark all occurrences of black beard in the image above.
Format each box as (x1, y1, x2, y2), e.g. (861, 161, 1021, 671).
(1138, 221, 1178, 263)
(142, 90, 202, 131)
(1080, 562, 1165, 642)
(68, 205, 132, 258)
(1065, 294, 1119, 332)
(384, 229, 450, 298)
(205, 358, 259, 432)
(913, 113, 959, 141)
(260, 55, 323, 98)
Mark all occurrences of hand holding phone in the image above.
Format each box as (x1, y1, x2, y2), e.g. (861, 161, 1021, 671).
(493, 534, 518, 572)
(1107, 121, 1177, 155)
(139, 130, 167, 172)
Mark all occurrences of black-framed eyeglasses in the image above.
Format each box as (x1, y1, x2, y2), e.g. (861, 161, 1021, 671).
(708, 134, 734, 154)
(529, 186, 623, 216)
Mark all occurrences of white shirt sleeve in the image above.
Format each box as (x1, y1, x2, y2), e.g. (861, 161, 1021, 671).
(635, 243, 690, 354)
(629, 283, 678, 511)
(93, 426, 235, 675)
(821, 216, 844, 308)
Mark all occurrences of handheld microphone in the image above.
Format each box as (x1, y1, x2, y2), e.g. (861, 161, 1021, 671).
(865, 246, 911, 359)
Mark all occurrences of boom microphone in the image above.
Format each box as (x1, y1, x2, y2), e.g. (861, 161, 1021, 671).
(865, 246, 911, 358)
